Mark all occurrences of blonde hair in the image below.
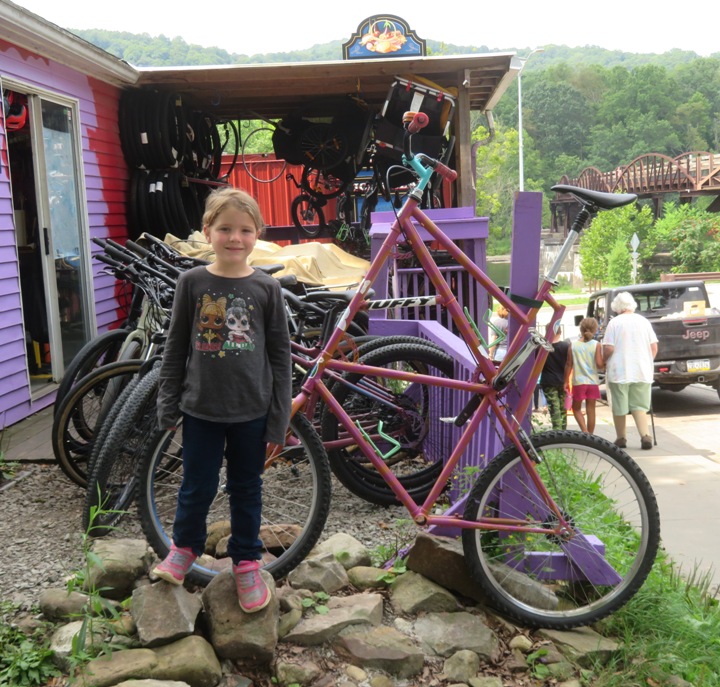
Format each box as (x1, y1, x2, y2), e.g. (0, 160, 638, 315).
(579, 317, 599, 342)
(202, 187, 265, 236)
(495, 305, 509, 319)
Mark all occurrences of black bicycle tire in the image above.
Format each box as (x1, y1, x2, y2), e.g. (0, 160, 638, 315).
(136, 413, 332, 586)
(135, 169, 153, 237)
(320, 342, 455, 506)
(164, 169, 188, 237)
(461, 430, 660, 629)
(156, 90, 179, 168)
(144, 90, 165, 169)
(128, 169, 144, 240)
(83, 375, 141, 493)
(291, 194, 325, 238)
(53, 328, 129, 418)
(242, 127, 287, 183)
(326, 343, 453, 498)
(298, 123, 349, 171)
(353, 335, 443, 359)
(84, 366, 161, 537)
(51, 359, 144, 487)
(216, 119, 240, 181)
(119, 90, 140, 168)
(134, 89, 152, 169)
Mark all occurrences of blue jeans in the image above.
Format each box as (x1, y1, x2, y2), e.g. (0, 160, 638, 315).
(173, 413, 267, 563)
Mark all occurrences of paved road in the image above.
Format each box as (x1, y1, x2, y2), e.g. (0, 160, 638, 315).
(564, 382, 720, 590)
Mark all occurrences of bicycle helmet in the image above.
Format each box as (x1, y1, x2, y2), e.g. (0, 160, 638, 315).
(3, 90, 28, 131)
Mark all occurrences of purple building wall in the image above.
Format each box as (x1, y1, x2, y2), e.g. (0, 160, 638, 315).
(0, 39, 130, 428)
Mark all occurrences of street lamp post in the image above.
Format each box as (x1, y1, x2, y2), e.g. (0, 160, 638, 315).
(518, 48, 544, 192)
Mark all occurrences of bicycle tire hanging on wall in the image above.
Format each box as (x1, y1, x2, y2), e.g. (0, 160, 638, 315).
(119, 88, 237, 240)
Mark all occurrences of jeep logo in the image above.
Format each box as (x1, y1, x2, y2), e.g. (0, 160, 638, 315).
(682, 330, 710, 340)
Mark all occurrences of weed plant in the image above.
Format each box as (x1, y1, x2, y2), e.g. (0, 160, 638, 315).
(0, 426, 17, 483)
(0, 601, 59, 687)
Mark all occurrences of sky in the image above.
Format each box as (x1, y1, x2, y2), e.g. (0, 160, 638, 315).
(10, 0, 720, 59)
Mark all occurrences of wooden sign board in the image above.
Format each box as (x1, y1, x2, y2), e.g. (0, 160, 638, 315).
(343, 15, 426, 59)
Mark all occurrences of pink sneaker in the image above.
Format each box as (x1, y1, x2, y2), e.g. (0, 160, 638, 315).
(233, 560, 270, 613)
(151, 544, 196, 585)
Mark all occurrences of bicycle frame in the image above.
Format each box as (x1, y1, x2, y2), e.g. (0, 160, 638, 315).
(276, 132, 620, 585)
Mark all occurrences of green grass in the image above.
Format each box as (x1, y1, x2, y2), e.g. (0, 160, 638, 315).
(590, 553, 720, 686)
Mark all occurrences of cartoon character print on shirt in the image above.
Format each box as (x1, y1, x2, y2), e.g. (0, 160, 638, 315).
(223, 297, 255, 352)
(195, 294, 227, 353)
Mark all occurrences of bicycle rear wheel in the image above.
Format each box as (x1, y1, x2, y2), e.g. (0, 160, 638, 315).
(51, 360, 144, 487)
(54, 328, 128, 418)
(461, 430, 660, 629)
(135, 414, 332, 586)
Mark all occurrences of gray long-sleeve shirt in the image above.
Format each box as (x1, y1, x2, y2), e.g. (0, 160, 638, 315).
(156, 266, 292, 444)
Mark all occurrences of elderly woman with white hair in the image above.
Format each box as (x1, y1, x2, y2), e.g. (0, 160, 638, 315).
(602, 291, 659, 450)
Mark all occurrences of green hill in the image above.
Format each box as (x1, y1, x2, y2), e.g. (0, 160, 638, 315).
(71, 28, 716, 69)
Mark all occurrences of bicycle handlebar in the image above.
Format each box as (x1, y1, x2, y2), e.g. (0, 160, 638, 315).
(400, 111, 457, 189)
(405, 111, 429, 134)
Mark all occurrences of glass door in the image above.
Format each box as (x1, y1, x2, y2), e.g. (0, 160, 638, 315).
(30, 95, 94, 378)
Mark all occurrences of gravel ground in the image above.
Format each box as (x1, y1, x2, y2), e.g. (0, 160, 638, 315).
(0, 459, 411, 610)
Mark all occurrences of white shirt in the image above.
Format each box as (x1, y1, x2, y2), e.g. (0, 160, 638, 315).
(603, 312, 658, 384)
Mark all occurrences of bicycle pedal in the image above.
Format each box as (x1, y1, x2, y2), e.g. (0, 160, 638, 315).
(439, 416, 458, 424)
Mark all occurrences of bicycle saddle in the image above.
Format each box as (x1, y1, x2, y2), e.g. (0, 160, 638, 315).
(551, 184, 637, 210)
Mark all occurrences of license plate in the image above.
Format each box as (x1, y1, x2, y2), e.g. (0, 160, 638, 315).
(687, 359, 710, 372)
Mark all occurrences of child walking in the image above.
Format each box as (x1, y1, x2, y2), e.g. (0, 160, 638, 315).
(539, 324, 571, 430)
(154, 187, 292, 613)
(567, 317, 604, 434)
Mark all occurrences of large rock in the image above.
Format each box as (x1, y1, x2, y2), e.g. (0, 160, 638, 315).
(78, 648, 159, 687)
(309, 533, 371, 569)
(286, 551, 349, 593)
(414, 612, 500, 660)
(131, 583, 202, 647)
(333, 626, 425, 678)
(282, 593, 383, 645)
(85, 539, 153, 600)
(150, 636, 222, 687)
(39, 588, 97, 622)
(201, 568, 278, 663)
(406, 532, 491, 603)
(537, 627, 620, 667)
(389, 570, 459, 614)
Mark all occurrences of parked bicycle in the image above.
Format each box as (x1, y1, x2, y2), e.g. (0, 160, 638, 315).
(134, 111, 660, 629)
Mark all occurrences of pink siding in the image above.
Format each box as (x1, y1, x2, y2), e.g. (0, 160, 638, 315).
(0, 39, 129, 428)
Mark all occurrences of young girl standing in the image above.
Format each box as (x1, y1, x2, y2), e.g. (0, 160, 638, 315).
(567, 317, 604, 434)
(154, 188, 291, 613)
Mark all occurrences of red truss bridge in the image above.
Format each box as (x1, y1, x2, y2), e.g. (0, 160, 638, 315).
(551, 151, 720, 233)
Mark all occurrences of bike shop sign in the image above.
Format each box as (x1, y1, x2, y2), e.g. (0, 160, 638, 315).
(343, 15, 426, 59)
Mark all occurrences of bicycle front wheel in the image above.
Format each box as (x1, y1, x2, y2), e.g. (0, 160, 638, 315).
(462, 430, 660, 629)
(136, 414, 332, 586)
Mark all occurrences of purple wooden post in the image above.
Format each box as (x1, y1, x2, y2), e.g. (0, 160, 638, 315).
(506, 192, 543, 430)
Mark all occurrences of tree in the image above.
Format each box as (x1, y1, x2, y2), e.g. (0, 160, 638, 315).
(578, 204, 654, 287)
(607, 239, 633, 286)
(649, 203, 720, 273)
